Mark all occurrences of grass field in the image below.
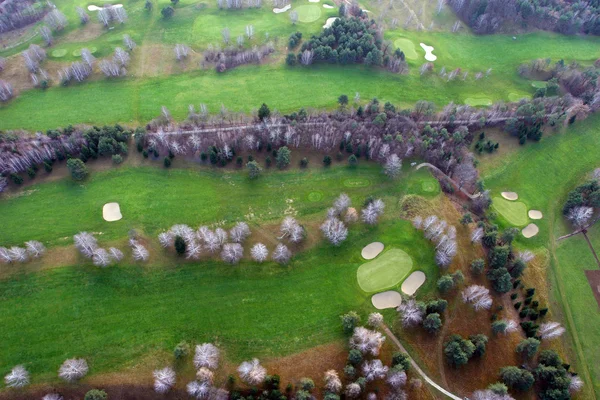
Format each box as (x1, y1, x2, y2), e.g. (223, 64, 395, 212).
(480, 113, 600, 398)
(0, 162, 440, 383)
(356, 248, 413, 292)
(491, 197, 529, 226)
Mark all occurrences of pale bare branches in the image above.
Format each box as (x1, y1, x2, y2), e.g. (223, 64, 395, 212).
(321, 217, 348, 246)
(4, 365, 29, 388)
(349, 327, 385, 356)
(538, 322, 566, 340)
(251, 243, 269, 262)
(272, 243, 292, 265)
(194, 343, 220, 369)
(58, 358, 88, 382)
(230, 222, 251, 243)
(324, 370, 342, 393)
(221, 243, 243, 264)
(238, 358, 267, 385)
(154, 367, 176, 393)
(397, 299, 425, 327)
(462, 285, 493, 311)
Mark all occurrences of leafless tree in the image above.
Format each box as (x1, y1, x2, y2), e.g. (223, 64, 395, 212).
(453, 161, 478, 190)
(76, 7, 90, 24)
(362, 199, 385, 225)
(345, 207, 359, 223)
(245, 25, 254, 39)
(367, 312, 384, 328)
(0, 247, 11, 263)
(74, 232, 98, 258)
(215, 228, 228, 245)
(221, 243, 243, 264)
(123, 34, 137, 51)
(196, 367, 214, 384)
(324, 370, 342, 393)
(412, 216, 423, 230)
(238, 359, 267, 385)
(175, 44, 191, 61)
(187, 381, 210, 399)
(154, 367, 176, 393)
(471, 227, 484, 243)
(345, 383, 361, 398)
(7, 247, 27, 262)
(114, 47, 130, 67)
(334, 193, 351, 214)
(538, 322, 565, 340)
(230, 222, 251, 243)
(567, 206, 593, 228)
(272, 243, 291, 264)
(569, 376, 584, 394)
(45, 9, 68, 31)
(130, 239, 149, 261)
(40, 25, 53, 46)
(222, 28, 231, 44)
(349, 327, 385, 356)
(98, 8, 111, 26)
(472, 389, 515, 400)
(109, 247, 124, 262)
(58, 359, 88, 382)
(250, 243, 269, 262)
(300, 50, 314, 65)
(194, 343, 220, 369)
(397, 299, 425, 327)
(113, 7, 128, 24)
(362, 359, 388, 382)
(0, 57, 5, 71)
(42, 394, 63, 400)
(186, 240, 202, 260)
(25, 240, 46, 258)
(384, 154, 402, 178)
(321, 217, 348, 246)
(99, 59, 121, 77)
(4, 365, 29, 388)
(81, 48, 96, 67)
(290, 10, 298, 24)
(387, 369, 407, 389)
(462, 285, 492, 311)
(280, 216, 304, 243)
(93, 248, 112, 267)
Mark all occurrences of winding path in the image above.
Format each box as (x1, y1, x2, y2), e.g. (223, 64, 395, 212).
(381, 324, 463, 400)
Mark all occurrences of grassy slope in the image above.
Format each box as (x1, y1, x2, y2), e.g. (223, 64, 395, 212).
(480, 113, 600, 398)
(0, 163, 440, 383)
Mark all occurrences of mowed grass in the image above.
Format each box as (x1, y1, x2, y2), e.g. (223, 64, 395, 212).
(356, 248, 413, 292)
(492, 197, 529, 226)
(480, 113, 600, 398)
(0, 163, 439, 382)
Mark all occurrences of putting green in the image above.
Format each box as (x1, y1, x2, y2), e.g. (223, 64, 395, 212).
(465, 97, 493, 106)
(308, 191, 323, 202)
(393, 38, 418, 60)
(73, 47, 98, 57)
(344, 178, 371, 188)
(492, 197, 529, 226)
(421, 179, 438, 193)
(294, 5, 322, 22)
(51, 49, 67, 58)
(357, 249, 413, 293)
(531, 81, 547, 89)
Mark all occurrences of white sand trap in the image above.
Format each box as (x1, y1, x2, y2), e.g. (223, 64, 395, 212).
(522, 223, 539, 238)
(323, 17, 338, 28)
(273, 4, 291, 13)
(309, 0, 320, 3)
(528, 210, 543, 219)
(362, 242, 384, 260)
(501, 191, 519, 201)
(323, 4, 334, 7)
(371, 291, 402, 309)
(103, 202, 122, 222)
(419, 43, 437, 62)
(88, 4, 123, 11)
(401, 271, 426, 295)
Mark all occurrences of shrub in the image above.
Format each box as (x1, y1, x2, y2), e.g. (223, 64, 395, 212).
(300, 157, 309, 168)
(258, 103, 271, 121)
(510, 293, 518, 300)
(341, 311, 360, 334)
(469, 334, 488, 357)
(426, 299, 448, 314)
(516, 338, 540, 359)
(266, 156, 272, 167)
(67, 158, 88, 181)
(423, 313, 442, 334)
(174, 341, 190, 359)
(84, 390, 108, 400)
(276, 146, 291, 169)
(444, 335, 475, 367)
(471, 259, 485, 274)
(347, 349, 362, 365)
(163, 157, 172, 168)
(437, 275, 455, 293)
(391, 352, 410, 371)
(323, 155, 332, 166)
(343, 364, 356, 378)
(112, 154, 123, 164)
(286, 53, 297, 66)
(174, 236, 186, 255)
(44, 161, 53, 172)
(161, 5, 174, 18)
(348, 155, 358, 166)
(514, 302, 522, 310)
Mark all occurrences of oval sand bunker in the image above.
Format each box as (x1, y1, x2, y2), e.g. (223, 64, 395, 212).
(401, 271, 426, 295)
(371, 291, 402, 310)
(522, 223, 539, 238)
(528, 210, 543, 219)
(362, 242, 384, 260)
(323, 17, 337, 28)
(273, 4, 291, 13)
(501, 191, 519, 201)
(88, 4, 123, 11)
(103, 202, 122, 222)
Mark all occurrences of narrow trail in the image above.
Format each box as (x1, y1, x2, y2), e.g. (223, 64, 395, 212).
(381, 324, 463, 400)
(415, 163, 481, 200)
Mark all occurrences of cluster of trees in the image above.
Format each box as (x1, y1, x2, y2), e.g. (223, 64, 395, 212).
(0, 0, 49, 34)
(0, 240, 45, 264)
(4, 358, 88, 389)
(73, 232, 125, 267)
(397, 298, 449, 334)
(320, 194, 383, 246)
(444, 333, 488, 367)
(563, 175, 600, 224)
(22, 44, 49, 88)
(97, 5, 128, 27)
(412, 215, 458, 268)
(217, 0, 262, 9)
(203, 43, 275, 73)
(448, 0, 600, 35)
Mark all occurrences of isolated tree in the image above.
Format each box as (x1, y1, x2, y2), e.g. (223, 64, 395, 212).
(276, 146, 291, 168)
(367, 312, 383, 328)
(384, 154, 402, 178)
(500, 366, 534, 391)
(290, 10, 299, 24)
(76, 6, 90, 24)
(462, 285, 493, 311)
(567, 206, 593, 228)
(67, 158, 88, 181)
(145, 0, 154, 10)
(4, 365, 29, 388)
(321, 217, 348, 246)
(538, 322, 566, 340)
(362, 199, 384, 225)
(40, 26, 53, 46)
(250, 243, 268, 262)
(444, 335, 475, 367)
(154, 367, 176, 393)
(272, 243, 292, 264)
(187, 381, 210, 399)
(238, 359, 267, 385)
(516, 338, 540, 359)
(113, 7, 128, 24)
(280, 216, 304, 243)
(491, 320, 518, 335)
(194, 343, 220, 369)
(174, 43, 190, 61)
(247, 161, 262, 179)
(362, 359, 388, 382)
(258, 103, 271, 120)
(123, 34, 137, 51)
(423, 313, 442, 334)
(221, 27, 231, 44)
(221, 243, 243, 264)
(161, 6, 175, 18)
(58, 358, 89, 382)
(397, 299, 425, 327)
(349, 327, 385, 356)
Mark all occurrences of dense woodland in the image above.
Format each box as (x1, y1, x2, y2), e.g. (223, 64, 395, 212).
(0, 0, 49, 34)
(448, 0, 600, 35)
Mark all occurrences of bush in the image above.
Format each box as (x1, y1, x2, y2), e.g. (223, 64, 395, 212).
(10, 173, 23, 184)
(161, 5, 174, 18)
(163, 157, 172, 168)
(142, 150, 149, 159)
(266, 156, 272, 167)
(300, 157, 308, 168)
(84, 390, 108, 400)
(423, 313, 442, 334)
(348, 155, 358, 166)
(510, 293, 518, 300)
(112, 154, 123, 164)
(286, 53, 297, 66)
(426, 299, 448, 314)
(444, 335, 475, 367)
(469, 334, 488, 357)
(174, 341, 190, 359)
(516, 337, 540, 359)
(487, 267, 513, 293)
(347, 349, 363, 365)
(174, 236, 186, 255)
(44, 161, 53, 172)
(276, 146, 291, 169)
(67, 158, 88, 181)
(299, 377, 314, 391)
(437, 275, 455, 293)
(323, 155, 332, 166)
(391, 352, 410, 371)
(258, 103, 271, 121)
(343, 364, 356, 378)
(341, 311, 360, 334)
(514, 302, 522, 310)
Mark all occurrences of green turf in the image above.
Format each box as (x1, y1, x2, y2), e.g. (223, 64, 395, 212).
(421, 179, 438, 192)
(464, 97, 493, 106)
(531, 80, 548, 88)
(51, 49, 68, 57)
(393, 38, 418, 60)
(492, 197, 529, 226)
(294, 4, 322, 22)
(356, 249, 414, 293)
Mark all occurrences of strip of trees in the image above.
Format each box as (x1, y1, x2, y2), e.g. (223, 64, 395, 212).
(0, 0, 49, 34)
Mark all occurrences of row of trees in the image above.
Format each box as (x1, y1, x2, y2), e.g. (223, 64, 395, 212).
(0, 240, 45, 263)
(4, 358, 88, 389)
(412, 215, 458, 268)
(0, 0, 48, 34)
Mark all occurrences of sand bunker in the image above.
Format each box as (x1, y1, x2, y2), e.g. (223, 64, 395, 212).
(419, 43, 437, 62)
(103, 202, 122, 222)
(522, 223, 539, 238)
(88, 4, 123, 11)
(323, 17, 338, 28)
(401, 271, 426, 296)
(323, 4, 334, 8)
(273, 4, 291, 13)
(501, 191, 518, 201)
(309, 0, 320, 3)
(528, 210, 543, 219)
(362, 242, 384, 260)
(371, 291, 402, 310)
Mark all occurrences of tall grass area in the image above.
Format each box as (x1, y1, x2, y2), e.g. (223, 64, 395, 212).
(0, 163, 439, 382)
(480, 113, 600, 398)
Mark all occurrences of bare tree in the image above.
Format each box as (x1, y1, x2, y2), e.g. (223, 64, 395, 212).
(569, 376, 584, 394)
(45, 9, 68, 31)
(25, 240, 46, 258)
(99, 59, 121, 77)
(39, 25, 53, 46)
(113, 47, 130, 67)
(384, 154, 402, 178)
(74, 232, 98, 258)
(349, 327, 385, 356)
(367, 312, 383, 327)
(472, 389, 515, 400)
(175, 44, 191, 61)
(280, 216, 304, 243)
(8, 247, 28, 262)
(238, 359, 267, 385)
(113, 7, 128, 24)
(387, 369, 407, 389)
(81, 48, 96, 67)
(42, 394, 63, 400)
(98, 8, 111, 26)
(230, 222, 251, 243)
(92, 248, 112, 267)
(58, 359, 88, 382)
(0, 247, 11, 263)
(130, 239, 149, 261)
(397, 299, 425, 327)
(362, 359, 388, 382)
(538, 322, 565, 340)
(245, 25, 254, 39)
(196, 367, 214, 384)
(194, 343, 220, 369)
(4, 365, 29, 388)
(76, 6, 90, 24)
(215, 228, 228, 245)
(123, 34, 137, 51)
(290, 10, 298, 24)
(345, 383, 361, 398)
(221, 243, 243, 264)
(324, 370, 342, 393)
(250, 243, 269, 262)
(567, 206, 593, 228)
(300, 50, 314, 65)
(221, 27, 231, 44)
(462, 285, 492, 311)
(0, 57, 5, 71)
(187, 381, 210, 399)
(362, 199, 385, 225)
(345, 207, 359, 223)
(321, 217, 348, 246)
(109, 247, 124, 262)
(154, 367, 176, 393)
(272, 243, 291, 264)
(334, 193, 351, 214)
(471, 227, 484, 243)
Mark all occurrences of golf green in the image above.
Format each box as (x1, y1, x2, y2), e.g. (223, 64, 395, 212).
(51, 49, 67, 58)
(393, 38, 418, 60)
(492, 197, 529, 226)
(295, 5, 322, 22)
(356, 249, 413, 293)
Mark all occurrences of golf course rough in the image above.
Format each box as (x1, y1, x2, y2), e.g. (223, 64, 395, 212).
(492, 197, 529, 226)
(357, 249, 413, 293)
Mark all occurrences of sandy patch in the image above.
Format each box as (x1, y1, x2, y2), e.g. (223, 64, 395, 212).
(309, 0, 320, 3)
(323, 17, 337, 28)
(103, 202, 122, 222)
(401, 271, 426, 295)
(419, 43, 437, 62)
(528, 210, 543, 219)
(88, 4, 123, 11)
(371, 291, 402, 309)
(522, 223, 539, 238)
(273, 4, 291, 13)
(361, 242, 384, 260)
(323, 4, 334, 7)
(501, 191, 518, 201)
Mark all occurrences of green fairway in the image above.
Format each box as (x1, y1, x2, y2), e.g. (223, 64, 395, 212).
(464, 97, 493, 106)
(356, 249, 414, 293)
(492, 197, 529, 226)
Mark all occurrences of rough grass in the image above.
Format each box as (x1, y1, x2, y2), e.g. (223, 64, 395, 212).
(491, 197, 529, 226)
(356, 248, 413, 292)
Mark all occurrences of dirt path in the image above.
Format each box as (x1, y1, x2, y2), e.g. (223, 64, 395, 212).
(415, 163, 481, 200)
(381, 324, 463, 400)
